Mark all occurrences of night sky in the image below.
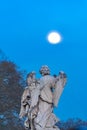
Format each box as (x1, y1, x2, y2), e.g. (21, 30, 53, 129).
(0, 0, 87, 121)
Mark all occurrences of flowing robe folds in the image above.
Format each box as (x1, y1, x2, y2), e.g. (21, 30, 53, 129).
(34, 75, 59, 130)
(19, 72, 67, 130)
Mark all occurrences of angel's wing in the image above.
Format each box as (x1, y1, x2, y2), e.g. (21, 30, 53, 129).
(30, 86, 40, 108)
(21, 87, 30, 105)
(19, 87, 30, 118)
(53, 73, 67, 107)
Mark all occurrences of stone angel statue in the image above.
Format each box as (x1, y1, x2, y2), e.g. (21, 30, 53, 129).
(19, 65, 67, 130)
(19, 71, 40, 129)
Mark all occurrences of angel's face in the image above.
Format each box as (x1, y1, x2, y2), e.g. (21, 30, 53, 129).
(27, 78, 32, 86)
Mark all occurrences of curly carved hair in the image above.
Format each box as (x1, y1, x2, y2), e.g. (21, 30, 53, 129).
(39, 65, 50, 75)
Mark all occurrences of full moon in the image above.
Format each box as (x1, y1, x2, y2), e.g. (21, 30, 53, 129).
(47, 31, 62, 44)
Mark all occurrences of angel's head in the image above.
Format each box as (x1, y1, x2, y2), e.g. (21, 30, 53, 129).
(26, 71, 36, 86)
(39, 65, 50, 76)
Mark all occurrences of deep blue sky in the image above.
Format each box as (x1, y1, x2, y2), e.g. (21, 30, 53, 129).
(0, 0, 87, 121)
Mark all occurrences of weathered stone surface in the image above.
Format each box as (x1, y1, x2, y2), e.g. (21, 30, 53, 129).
(19, 65, 67, 130)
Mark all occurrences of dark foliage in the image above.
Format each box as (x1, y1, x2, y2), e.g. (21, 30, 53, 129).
(0, 51, 26, 130)
(57, 118, 87, 130)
